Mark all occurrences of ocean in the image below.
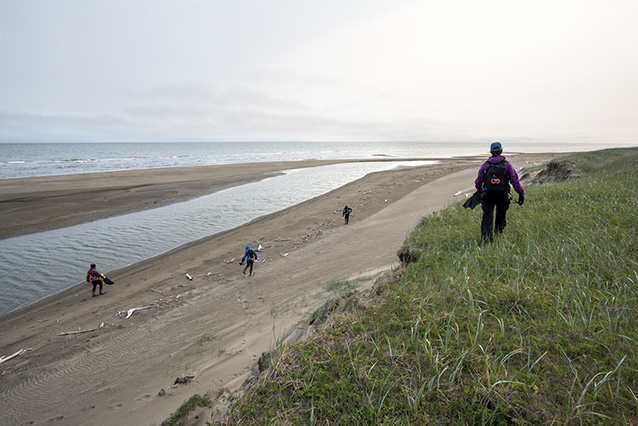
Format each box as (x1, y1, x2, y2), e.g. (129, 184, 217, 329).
(0, 140, 611, 180)
(0, 141, 619, 317)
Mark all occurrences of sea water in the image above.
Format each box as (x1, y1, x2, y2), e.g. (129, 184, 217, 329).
(0, 141, 620, 317)
(0, 140, 611, 180)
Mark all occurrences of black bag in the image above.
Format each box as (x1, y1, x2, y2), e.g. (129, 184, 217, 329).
(104, 277, 115, 285)
(463, 192, 481, 209)
(484, 160, 509, 194)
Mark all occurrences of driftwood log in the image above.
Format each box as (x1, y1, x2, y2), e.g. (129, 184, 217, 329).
(0, 348, 32, 365)
(58, 328, 96, 336)
(117, 305, 153, 319)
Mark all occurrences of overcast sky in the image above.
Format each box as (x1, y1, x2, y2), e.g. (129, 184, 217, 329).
(1, 0, 636, 144)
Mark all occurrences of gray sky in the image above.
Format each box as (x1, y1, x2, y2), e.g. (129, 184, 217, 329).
(1, 0, 636, 144)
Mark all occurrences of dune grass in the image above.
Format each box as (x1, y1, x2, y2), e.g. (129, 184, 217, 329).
(213, 147, 638, 425)
(162, 394, 211, 426)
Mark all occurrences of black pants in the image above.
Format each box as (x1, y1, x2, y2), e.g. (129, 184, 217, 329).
(480, 192, 510, 242)
(344, 214, 350, 224)
(243, 261, 254, 275)
(91, 279, 103, 295)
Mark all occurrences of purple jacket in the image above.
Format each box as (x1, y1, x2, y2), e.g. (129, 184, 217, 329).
(475, 156, 524, 196)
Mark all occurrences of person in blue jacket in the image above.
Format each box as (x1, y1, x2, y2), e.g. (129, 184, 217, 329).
(240, 245, 258, 276)
(474, 142, 525, 243)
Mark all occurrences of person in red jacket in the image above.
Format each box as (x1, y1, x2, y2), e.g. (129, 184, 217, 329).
(86, 263, 106, 297)
(474, 142, 525, 243)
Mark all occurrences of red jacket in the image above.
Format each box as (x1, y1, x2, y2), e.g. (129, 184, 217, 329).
(86, 268, 104, 282)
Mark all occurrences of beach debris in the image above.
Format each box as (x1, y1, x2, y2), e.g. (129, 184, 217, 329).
(257, 244, 263, 252)
(58, 328, 96, 336)
(186, 273, 193, 281)
(225, 258, 236, 264)
(0, 348, 33, 366)
(280, 252, 289, 257)
(99, 322, 106, 329)
(151, 283, 192, 297)
(174, 373, 196, 385)
(454, 190, 462, 196)
(116, 305, 153, 319)
(126, 306, 152, 319)
(203, 271, 222, 279)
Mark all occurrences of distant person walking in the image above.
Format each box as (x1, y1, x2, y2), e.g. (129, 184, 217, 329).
(342, 205, 353, 225)
(474, 142, 524, 243)
(240, 245, 258, 276)
(86, 263, 106, 297)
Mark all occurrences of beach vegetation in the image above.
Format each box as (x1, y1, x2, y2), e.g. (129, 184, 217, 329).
(325, 278, 357, 292)
(209, 147, 638, 425)
(161, 393, 211, 426)
(197, 333, 216, 346)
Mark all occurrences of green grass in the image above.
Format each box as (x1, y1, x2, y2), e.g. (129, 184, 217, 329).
(211, 147, 638, 425)
(162, 394, 211, 426)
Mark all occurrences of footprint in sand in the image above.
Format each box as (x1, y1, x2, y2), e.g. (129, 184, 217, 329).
(136, 394, 153, 401)
(110, 403, 124, 409)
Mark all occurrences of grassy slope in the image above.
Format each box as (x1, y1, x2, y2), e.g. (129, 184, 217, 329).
(216, 147, 638, 425)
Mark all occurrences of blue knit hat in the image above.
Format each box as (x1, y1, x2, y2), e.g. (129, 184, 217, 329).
(490, 141, 503, 153)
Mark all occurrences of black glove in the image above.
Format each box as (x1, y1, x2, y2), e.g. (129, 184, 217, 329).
(239, 262, 243, 266)
(517, 194, 525, 205)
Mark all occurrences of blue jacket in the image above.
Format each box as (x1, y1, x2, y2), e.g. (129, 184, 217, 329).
(241, 245, 257, 263)
(475, 156, 524, 196)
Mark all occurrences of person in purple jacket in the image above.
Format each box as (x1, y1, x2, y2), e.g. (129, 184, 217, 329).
(474, 142, 524, 243)
(86, 263, 106, 297)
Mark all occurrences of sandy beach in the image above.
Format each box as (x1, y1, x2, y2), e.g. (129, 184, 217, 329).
(0, 153, 563, 426)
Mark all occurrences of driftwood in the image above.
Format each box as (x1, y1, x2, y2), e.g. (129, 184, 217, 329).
(117, 305, 153, 319)
(0, 348, 32, 365)
(174, 373, 196, 385)
(151, 283, 191, 296)
(58, 328, 96, 336)
(198, 271, 222, 279)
